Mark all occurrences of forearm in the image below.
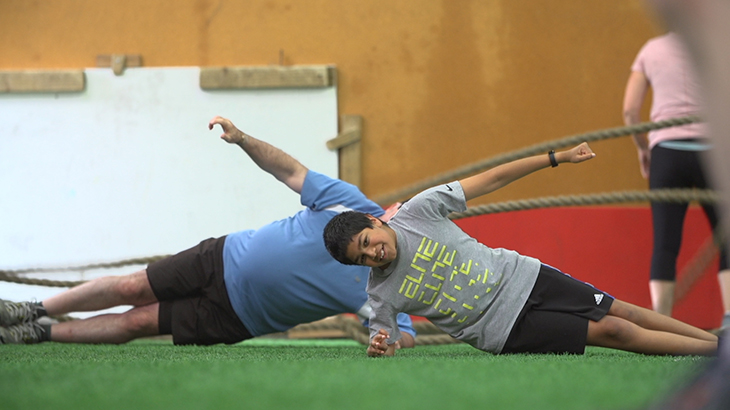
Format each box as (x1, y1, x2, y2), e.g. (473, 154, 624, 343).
(623, 71, 650, 151)
(623, 110, 649, 150)
(209, 116, 308, 193)
(460, 154, 551, 201)
(398, 332, 415, 348)
(236, 134, 308, 194)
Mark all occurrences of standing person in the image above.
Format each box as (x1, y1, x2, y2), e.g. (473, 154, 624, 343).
(0, 116, 415, 347)
(623, 32, 730, 323)
(324, 143, 718, 357)
(636, 2, 730, 408)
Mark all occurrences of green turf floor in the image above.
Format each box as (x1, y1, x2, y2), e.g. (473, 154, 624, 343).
(0, 339, 708, 410)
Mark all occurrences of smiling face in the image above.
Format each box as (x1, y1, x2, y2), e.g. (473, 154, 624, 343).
(345, 216, 398, 268)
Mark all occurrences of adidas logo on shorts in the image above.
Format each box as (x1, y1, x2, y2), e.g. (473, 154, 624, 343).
(594, 294, 604, 305)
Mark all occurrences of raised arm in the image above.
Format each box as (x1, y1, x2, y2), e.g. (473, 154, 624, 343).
(623, 70, 651, 179)
(209, 116, 308, 194)
(459, 143, 596, 202)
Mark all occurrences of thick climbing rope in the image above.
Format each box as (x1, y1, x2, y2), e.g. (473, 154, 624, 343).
(373, 115, 701, 206)
(0, 188, 717, 288)
(674, 228, 727, 303)
(331, 315, 460, 346)
(449, 188, 718, 220)
(0, 255, 169, 288)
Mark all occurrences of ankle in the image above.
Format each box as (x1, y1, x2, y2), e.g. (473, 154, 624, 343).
(39, 322, 52, 342)
(34, 301, 48, 318)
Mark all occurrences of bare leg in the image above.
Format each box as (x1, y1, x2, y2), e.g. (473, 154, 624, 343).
(42, 270, 157, 316)
(611, 299, 716, 341)
(587, 315, 716, 356)
(718, 270, 730, 316)
(49, 303, 160, 344)
(649, 279, 675, 316)
(586, 299, 717, 356)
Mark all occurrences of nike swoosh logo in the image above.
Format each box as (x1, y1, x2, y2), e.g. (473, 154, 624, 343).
(445, 184, 453, 191)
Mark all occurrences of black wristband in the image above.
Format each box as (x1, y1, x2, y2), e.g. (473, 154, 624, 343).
(548, 150, 558, 167)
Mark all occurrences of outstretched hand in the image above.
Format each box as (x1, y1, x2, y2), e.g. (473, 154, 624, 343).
(565, 142, 596, 164)
(208, 116, 248, 145)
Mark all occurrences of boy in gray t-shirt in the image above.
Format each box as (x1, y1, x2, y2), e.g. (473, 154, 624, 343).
(324, 143, 718, 356)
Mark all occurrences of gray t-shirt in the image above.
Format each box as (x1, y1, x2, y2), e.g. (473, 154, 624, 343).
(367, 182, 541, 353)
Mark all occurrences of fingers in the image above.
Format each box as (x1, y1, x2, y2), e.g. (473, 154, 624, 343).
(579, 142, 595, 156)
(208, 115, 225, 130)
(208, 116, 243, 143)
(571, 142, 596, 163)
(368, 329, 391, 357)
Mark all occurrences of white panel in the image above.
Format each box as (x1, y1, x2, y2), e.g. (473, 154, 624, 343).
(0, 67, 337, 288)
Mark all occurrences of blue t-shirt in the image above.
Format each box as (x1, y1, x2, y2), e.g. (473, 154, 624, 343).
(223, 171, 415, 337)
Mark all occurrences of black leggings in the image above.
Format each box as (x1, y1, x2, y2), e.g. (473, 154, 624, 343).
(649, 142, 728, 281)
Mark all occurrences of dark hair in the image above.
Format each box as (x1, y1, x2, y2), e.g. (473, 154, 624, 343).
(323, 211, 376, 265)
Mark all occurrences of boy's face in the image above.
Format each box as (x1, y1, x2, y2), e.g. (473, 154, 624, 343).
(345, 215, 397, 268)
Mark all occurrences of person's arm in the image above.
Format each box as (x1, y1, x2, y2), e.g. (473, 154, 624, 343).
(459, 143, 596, 202)
(623, 70, 651, 179)
(398, 332, 415, 348)
(208, 116, 308, 194)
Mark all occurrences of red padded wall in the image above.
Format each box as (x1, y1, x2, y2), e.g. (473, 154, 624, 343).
(454, 206, 722, 330)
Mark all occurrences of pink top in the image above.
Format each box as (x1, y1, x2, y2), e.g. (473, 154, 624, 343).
(631, 33, 706, 147)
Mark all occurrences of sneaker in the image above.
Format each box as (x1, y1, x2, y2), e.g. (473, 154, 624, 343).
(0, 321, 45, 344)
(0, 299, 44, 326)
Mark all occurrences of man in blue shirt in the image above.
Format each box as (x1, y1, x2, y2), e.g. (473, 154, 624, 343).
(0, 116, 415, 346)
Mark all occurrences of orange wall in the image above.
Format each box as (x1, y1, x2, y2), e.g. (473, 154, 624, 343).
(8, 2, 709, 324)
(0, 0, 664, 204)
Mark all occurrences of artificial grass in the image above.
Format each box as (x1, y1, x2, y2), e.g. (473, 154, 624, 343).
(0, 339, 708, 410)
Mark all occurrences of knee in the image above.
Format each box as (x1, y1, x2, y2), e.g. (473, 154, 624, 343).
(120, 307, 158, 337)
(115, 271, 153, 301)
(609, 300, 644, 323)
(592, 316, 636, 345)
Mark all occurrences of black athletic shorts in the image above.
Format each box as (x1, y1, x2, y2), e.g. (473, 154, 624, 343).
(501, 264, 614, 355)
(146, 236, 252, 345)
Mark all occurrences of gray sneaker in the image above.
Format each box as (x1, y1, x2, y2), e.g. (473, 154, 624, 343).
(0, 299, 43, 326)
(0, 321, 45, 344)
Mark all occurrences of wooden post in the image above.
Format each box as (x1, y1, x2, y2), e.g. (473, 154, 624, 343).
(327, 115, 362, 187)
(96, 54, 143, 76)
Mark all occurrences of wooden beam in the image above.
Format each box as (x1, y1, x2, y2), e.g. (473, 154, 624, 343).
(326, 128, 361, 150)
(332, 115, 363, 187)
(200, 65, 334, 89)
(0, 70, 85, 93)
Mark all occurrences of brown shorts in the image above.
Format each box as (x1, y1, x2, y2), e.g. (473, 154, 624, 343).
(146, 236, 252, 345)
(501, 264, 614, 355)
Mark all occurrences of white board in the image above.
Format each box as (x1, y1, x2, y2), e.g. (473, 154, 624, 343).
(0, 67, 338, 275)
